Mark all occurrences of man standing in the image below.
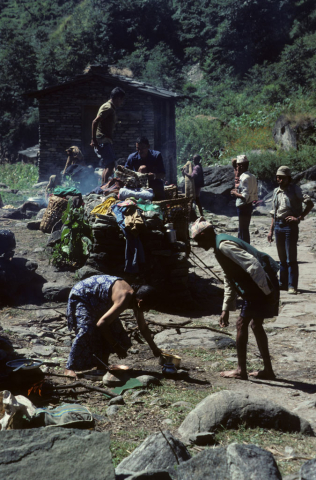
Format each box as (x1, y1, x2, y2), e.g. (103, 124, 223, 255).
(191, 218, 279, 381)
(91, 87, 125, 184)
(230, 155, 258, 244)
(182, 154, 204, 216)
(125, 137, 166, 199)
(268, 165, 314, 294)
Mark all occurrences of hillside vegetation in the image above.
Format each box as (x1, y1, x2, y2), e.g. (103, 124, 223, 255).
(1, 0, 316, 179)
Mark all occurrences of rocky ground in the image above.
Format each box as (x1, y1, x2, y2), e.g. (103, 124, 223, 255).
(1, 209, 316, 478)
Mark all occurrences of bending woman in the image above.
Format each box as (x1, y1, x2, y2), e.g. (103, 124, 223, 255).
(64, 275, 162, 377)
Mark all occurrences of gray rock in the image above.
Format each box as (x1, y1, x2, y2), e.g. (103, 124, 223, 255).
(154, 328, 235, 350)
(0, 427, 115, 480)
(136, 375, 161, 387)
(161, 419, 173, 426)
(132, 390, 147, 399)
(36, 208, 47, 220)
(32, 345, 55, 357)
(27, 220, 41, 230)
(200, 165, 235, 214)
(170, 443, 281, 480)
(33, 247, 45, 253)
(116, 431, 191, 475)
(128, 471, 173, 480)
(300, 458, 316, 479)
(188, 432, 216, 446)
(42, 281, 72, 301)
(273, 115, 297, 151)
(109, 395, 125, 406)
(178, 390, 314, 443)
(46, 230, 61, 247)
(107, 405, 122, 416)
(76, 265, 102, 280)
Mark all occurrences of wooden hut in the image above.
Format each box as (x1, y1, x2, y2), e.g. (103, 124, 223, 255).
(27, 66, 180, 183)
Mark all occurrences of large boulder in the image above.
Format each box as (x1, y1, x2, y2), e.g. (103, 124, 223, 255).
(169, 443, 281, 480)
(42, 279, 72, 301)
(273, 115, 297, 150)
(0, 257, 38, 304)
(0, 428, 115, 480)
(200, 165, 235, 214)
(178, 390, 314, 443)
(300, 458, 316, 480)
(0, 229, 16, 256)
(116, 431, 191, 475)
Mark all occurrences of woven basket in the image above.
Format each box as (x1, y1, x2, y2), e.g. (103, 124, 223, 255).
(164, 185, 178, 199)
(153, 196, 191, 220)
(115, 166, 149, 188)
(40, 195, 68, 233)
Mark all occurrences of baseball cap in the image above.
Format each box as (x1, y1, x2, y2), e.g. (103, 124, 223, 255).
(276, 166, 291, 177)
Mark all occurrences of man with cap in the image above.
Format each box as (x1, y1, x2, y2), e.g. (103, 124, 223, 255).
(191, 217, 279, 380)
(230, 155, 258, 244)
(268, 165, 314, 294)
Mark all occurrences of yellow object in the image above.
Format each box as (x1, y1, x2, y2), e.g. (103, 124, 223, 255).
(159, 352, 181, 368)
(90, 196, 116, 215)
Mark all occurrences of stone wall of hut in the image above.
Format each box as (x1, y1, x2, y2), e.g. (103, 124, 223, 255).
(37, 77, 176, 184)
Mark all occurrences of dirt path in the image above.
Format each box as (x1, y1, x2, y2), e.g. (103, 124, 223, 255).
(198, 214, 316, 431)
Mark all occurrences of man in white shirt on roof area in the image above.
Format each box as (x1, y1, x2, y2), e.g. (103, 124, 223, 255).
(230, 155, 258, 244)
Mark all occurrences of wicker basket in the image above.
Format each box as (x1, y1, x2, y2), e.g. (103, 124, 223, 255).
(115, 166, 149, 188)
(40, 195, 68, 233)
(153, 196, 192, 241)
(164, 185, 178, 199)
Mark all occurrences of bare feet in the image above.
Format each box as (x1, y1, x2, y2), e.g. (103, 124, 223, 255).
(64, 368, 78, 379)
(249, 370, 276, 380)
(220, 369, 248, 380)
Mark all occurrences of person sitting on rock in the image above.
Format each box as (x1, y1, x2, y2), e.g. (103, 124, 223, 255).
(64, 275, 162, 377)
(191, 218, 279, 381)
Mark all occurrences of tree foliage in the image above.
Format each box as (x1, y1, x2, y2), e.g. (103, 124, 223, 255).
(1, 0, 316, 158)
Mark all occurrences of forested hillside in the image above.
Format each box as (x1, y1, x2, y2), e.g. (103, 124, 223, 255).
(1, 0, 316, 177)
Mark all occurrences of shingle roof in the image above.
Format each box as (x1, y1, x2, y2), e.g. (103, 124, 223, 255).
(27, 65, 182, 99)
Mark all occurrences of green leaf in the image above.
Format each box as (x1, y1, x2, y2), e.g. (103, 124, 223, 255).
(61, 227, 70, 240)
(61, 245, 71, 254)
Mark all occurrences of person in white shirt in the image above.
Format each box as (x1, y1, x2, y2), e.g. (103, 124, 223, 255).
(230, 155, 258, 244)
(191, 217, 279, 381)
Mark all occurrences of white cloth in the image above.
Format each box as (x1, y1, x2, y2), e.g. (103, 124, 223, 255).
(219, 240, 272, 311)
(0, 390, 36, 430)
(236, 171, 258, 207)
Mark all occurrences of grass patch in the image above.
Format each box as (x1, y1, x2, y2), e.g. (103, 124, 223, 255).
(0, 163, 39, 207)
(215, 424, 316, 476)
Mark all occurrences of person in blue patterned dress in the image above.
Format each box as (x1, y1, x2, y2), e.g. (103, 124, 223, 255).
(64, 275, 162, 377)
